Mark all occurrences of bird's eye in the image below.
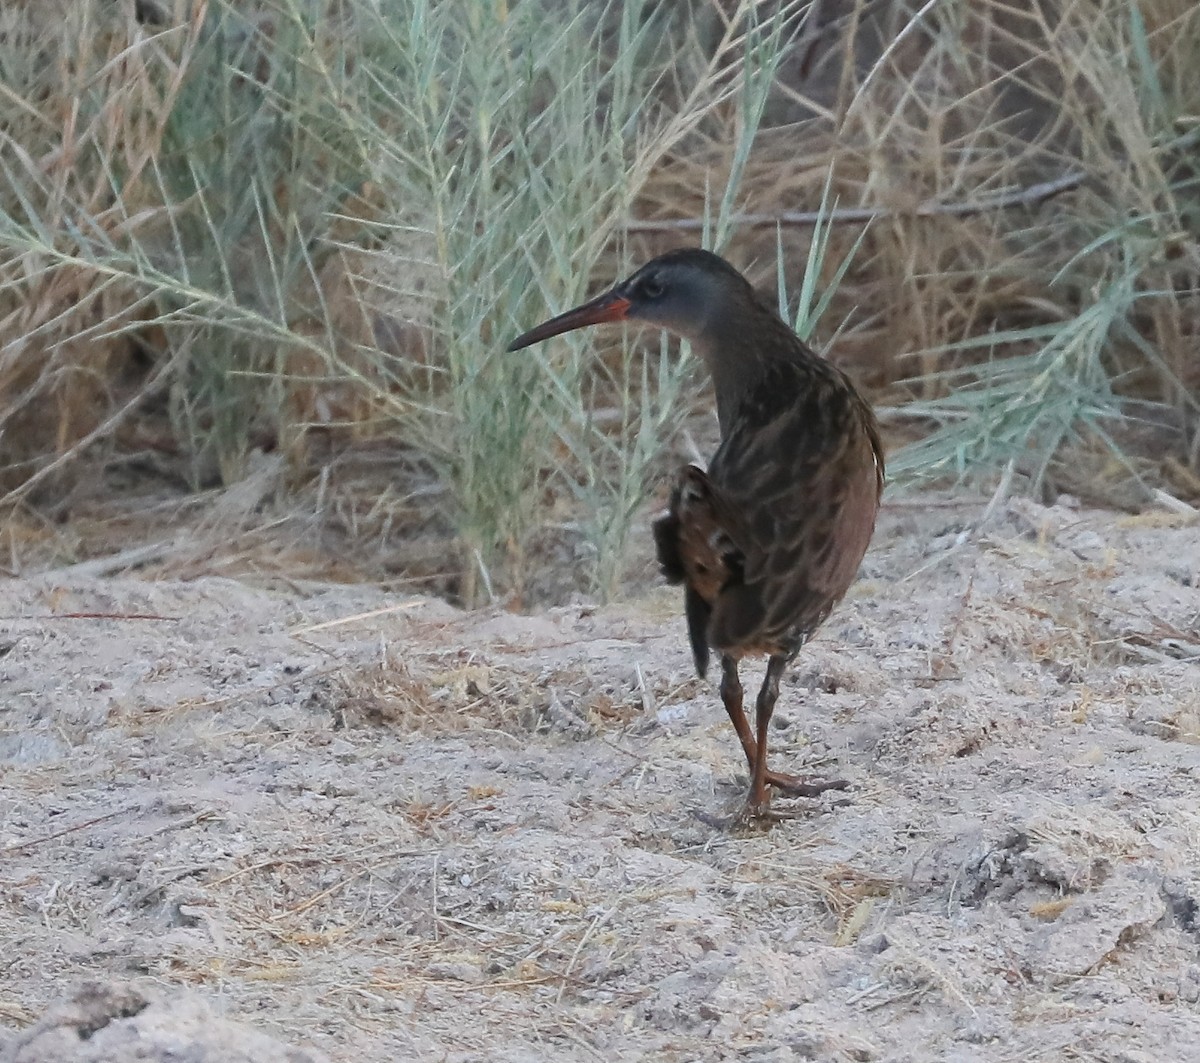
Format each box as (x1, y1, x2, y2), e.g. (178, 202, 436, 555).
(639, 276, 665, 299)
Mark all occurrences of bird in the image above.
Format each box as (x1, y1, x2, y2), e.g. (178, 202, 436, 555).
(508, 248, 884, 819)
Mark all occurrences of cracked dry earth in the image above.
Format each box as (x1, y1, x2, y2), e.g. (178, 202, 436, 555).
(1, 492, 1199, 1063)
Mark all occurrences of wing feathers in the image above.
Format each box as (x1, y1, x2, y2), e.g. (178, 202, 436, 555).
(656, 359, 883, 672)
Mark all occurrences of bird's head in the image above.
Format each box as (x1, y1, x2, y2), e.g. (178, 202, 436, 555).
(507, 248, 758, 352)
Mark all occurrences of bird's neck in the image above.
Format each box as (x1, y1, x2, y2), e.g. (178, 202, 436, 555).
(694, 312, 814, 437)
(710, 361, 754, 436)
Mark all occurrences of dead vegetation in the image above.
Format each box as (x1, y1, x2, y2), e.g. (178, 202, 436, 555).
(0, 0, 1196, 605)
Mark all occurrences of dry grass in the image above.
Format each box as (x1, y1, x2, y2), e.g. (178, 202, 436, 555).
(0, 0, 1198, 602)
(660, 0, 1200, 500)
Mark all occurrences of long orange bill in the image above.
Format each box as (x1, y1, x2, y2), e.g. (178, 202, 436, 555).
(507, 290, 632, 351)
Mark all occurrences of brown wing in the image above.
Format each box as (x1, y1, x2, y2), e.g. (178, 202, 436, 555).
(705, 360, 883, 659)
(652, 464, 747, 677)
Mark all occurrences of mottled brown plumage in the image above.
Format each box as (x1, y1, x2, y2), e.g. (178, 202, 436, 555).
(509, 248, 884, 819)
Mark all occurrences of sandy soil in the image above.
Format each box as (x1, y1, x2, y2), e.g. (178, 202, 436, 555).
(2, 491, 1199, 1062)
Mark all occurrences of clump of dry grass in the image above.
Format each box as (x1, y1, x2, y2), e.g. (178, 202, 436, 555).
(1, 0, 1197, 604)
(0, 0, 806, 603)
(0, 1, 196, 490)
(654, 0, 1200, 503)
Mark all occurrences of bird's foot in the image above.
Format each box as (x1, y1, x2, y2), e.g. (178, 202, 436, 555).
(740, 798, 773, 825)
(766, 769, 850, 798)
(732, 781, 848, 828)
(734, 795, 818, 828)
(692, 802, 776, 831)
(692, 771, 851, 830)
(693, 792, 842, 831)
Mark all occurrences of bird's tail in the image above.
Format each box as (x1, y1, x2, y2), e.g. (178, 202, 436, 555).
(684, 586, 712, 678)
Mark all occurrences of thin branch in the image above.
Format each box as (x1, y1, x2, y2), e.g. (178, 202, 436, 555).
(625, 171, 1086, 233)
(0, 806, 137, 855)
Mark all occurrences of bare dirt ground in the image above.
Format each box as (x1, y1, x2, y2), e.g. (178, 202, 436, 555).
(2, 490, 1200, 1062)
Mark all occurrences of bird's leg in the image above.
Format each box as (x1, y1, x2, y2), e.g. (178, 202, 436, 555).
(723, 654, 846, 801)
(747, 655, 849, 814)
(719, 655, 756, 764)
(745, 656, 784, 813)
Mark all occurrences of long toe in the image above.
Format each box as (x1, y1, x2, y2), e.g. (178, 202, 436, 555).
(766, 769, 850, 797)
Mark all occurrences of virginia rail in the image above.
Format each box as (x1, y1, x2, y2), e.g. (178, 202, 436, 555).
(508, 249, 884, 818)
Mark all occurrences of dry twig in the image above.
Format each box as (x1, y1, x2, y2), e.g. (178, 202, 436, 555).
(626, 172, 1085, 232)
